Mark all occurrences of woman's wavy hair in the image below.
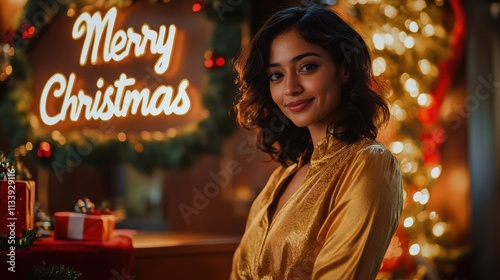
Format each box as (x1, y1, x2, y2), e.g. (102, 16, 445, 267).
(234, 5, 390, 166)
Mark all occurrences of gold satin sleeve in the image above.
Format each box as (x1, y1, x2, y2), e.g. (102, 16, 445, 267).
(312, 145, 403, 279)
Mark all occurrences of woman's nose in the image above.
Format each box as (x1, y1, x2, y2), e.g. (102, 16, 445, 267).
(283, 74, 303, 96)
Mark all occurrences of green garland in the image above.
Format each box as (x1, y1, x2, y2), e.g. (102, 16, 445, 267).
(31, 264, 82, 280)
(0, 229, 39, 249)
(0, 150, 33, 180)
(0, 0, 249, 173)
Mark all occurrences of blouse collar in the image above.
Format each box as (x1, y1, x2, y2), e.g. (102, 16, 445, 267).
(309, 134, 347, 170)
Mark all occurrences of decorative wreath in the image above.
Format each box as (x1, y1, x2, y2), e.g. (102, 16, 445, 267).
(0, 0, 249, 172)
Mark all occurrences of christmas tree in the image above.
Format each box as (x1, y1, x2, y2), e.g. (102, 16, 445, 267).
(330, 0, 465, 278)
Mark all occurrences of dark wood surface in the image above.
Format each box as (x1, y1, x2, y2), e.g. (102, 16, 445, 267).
(131, 231, 240, 280)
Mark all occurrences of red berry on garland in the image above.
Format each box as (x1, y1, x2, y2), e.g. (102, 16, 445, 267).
(192, 1, 205, 13)
(21, 23, 35, 39)
(37, 141, 51, 158)
(204, 50, 225, 69)
(215, 56, 225, 67)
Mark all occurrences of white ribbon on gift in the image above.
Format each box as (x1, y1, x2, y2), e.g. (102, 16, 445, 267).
(66, 212, 86, 240)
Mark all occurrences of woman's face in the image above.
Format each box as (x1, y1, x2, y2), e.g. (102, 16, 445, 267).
(267, 29, 346, 138)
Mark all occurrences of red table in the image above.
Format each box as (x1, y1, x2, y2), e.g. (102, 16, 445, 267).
(0, 233, 134, 280)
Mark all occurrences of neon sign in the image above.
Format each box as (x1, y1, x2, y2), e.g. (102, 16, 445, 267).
(40, 7, 191, 126)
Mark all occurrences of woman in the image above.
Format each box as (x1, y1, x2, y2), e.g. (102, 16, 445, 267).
(231, 5, 403, 280)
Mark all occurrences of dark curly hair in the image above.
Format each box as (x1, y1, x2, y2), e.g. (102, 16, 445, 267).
(234, 5, 390, 167)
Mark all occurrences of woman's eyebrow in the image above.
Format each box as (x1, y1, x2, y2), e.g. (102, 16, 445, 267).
(267, 52, 321, 69)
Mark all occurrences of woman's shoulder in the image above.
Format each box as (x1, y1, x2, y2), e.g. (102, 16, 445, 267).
(340, 138, 402, 198)
(341, 138, 400, 178)
(352, 138, 395, 161)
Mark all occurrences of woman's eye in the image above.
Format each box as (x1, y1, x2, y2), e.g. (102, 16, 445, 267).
(300, 64, 317, 72)
(269, 73, 282, 81)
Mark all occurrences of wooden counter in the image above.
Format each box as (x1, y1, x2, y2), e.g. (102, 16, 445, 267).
(131, 231, 240, 280)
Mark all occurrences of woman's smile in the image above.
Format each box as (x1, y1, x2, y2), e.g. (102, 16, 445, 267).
(285, 98, 315, 112)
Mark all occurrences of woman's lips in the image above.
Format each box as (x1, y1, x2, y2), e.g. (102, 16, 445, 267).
(285, 98, 314, 112)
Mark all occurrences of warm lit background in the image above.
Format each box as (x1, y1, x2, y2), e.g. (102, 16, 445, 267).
(1, 0, 499, 279)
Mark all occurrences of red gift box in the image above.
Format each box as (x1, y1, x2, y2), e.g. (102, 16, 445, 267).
(0, 180, 36, 237)
(54, 212, 116, 241)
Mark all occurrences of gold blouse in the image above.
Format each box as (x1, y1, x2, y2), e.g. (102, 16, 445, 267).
(230, 136, 403, 280)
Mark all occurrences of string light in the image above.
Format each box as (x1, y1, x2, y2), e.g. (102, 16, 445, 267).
(430, 165, 442, 178)
(166, 128, 177, 138)
(134, 143, 144, 152)
(432, 222, 447, 237)
(403, 217, 415, 227)
(372, 34, 385, 50)
(117, 132, 127, 142)
(383, 5, 398, 18)
(419, 188, 430, 205)
(51, 130, 61, 140)
(141, 131, 152, 141)
(372, 57, 386, 76)
(390, 141, 404, 154)
(417, 93, 432, 106)
(409, 244, 420, 256)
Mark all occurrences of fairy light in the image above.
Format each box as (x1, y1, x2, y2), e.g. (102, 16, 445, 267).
(390, 103, 407, 121)
(404, 36, 416, 48)
(420, 12, 431, 24)
(141, 131, 152, 141)
(409, 21, 419, 32)
(431, 165, 442, 179)
(417, 93, 432, 106)
(153, 131, 164, 141)
(409, 244, 420, 256)
(373, 34, 385, 50)
(404, 78, 419, 97)
(432, 222, 447, 237)
(166, 128, 177, 137)
(134, 143, 144, 152)
(419, 188, 430, 205)
(413, 191, 422, 203)
(421, 243, 433, 257)
(372, 57, 387, 76)
(423, 24, 435, 36)
(51, 130, 61, 140)
(5, 66, 12, 75)
(400, 73, 410, 83)
(418, 59, 432, 74)
(404, 217, 415, 227)
(390, 141, 404, 154)
(383, 33, 394, 45)
(19, 145, 27, 156)
(384, 5, 398, 18)
(117, 132, 127, 142)
(67, 8, 76, 17)
(412, 0, 427, 11)
(429, 211, 437, 220)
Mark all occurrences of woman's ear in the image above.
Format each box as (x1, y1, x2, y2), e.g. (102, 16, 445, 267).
(340, 67, 349, 84)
